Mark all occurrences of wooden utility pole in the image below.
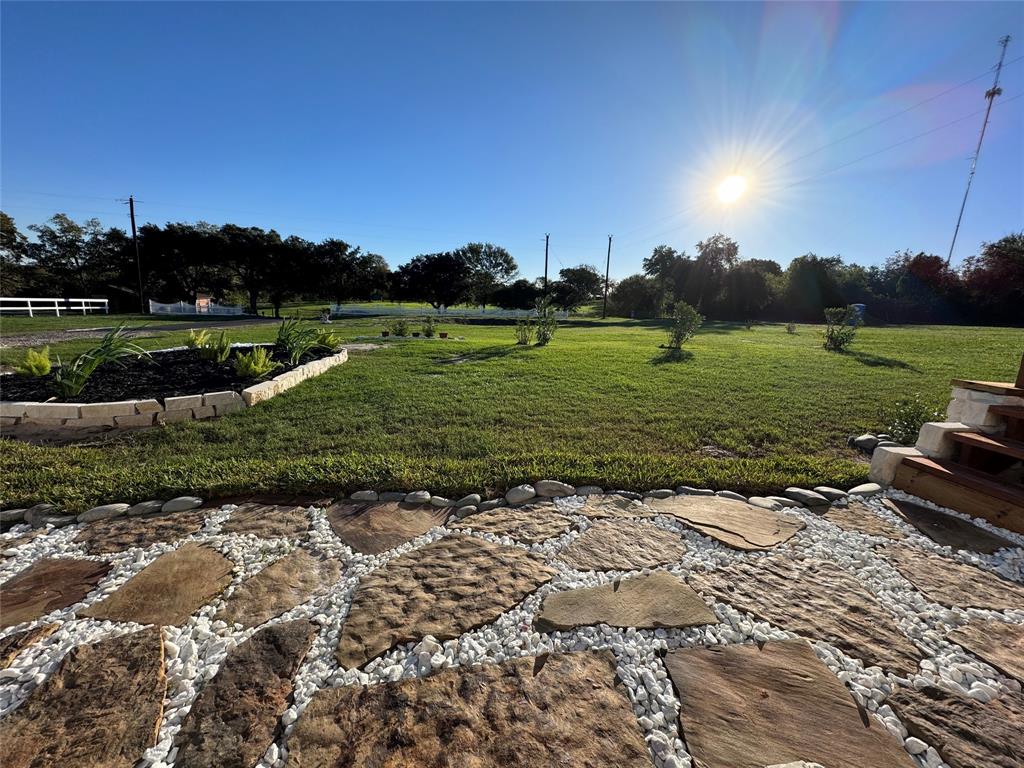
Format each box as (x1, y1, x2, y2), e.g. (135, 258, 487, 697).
(543, 233, 550, 294)
(602, 234, 612, 318)
(125, 195, 145, 313)
(947, 35, 1011, 265)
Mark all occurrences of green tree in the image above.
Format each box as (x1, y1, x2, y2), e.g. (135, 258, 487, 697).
(608, 274, 660, 317)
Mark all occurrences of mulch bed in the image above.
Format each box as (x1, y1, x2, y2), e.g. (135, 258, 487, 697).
(0, 346, 335, 404)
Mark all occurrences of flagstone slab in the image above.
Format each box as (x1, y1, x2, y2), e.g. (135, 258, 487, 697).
(823, 500, 906, 540)
(82, 543, 233, 626)
(75, 509, 208, 554)
(0, 627, 166, 768)
(883, 545, 1024, 610)
(882, 497, 1015, 553)
(460, 502, 575, 544)
(288, 650, 650, 768)
(325, 500, 449, 554)
(336, 533, 555, 668)
(887, 685, 1024, 768)
(220, 502, 311, 540)
(558, 520, 688, 571)
(664, 639, 915, 768)
(947, 620, 1024, 683)
(578, 495, 655, 519)
(215, 549, 342, 628)
(174, 620, 316, 768)
(688, 556, 921, 674)
(535, 570, 716, 632)
(1, 557, 111, 628)
(0, 623, 58, 668)
(646, 495, 804, 550)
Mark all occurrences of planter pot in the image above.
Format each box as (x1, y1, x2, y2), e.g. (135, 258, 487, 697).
(412, 332, 421, 337)
(439, 332, 449, 339)
(381, 331, 390, 337)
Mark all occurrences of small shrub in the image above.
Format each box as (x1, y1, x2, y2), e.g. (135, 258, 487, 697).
(786, 323, 797, 334)
(54, 324, 151, 398)
(667, 302, 703, 348)
(314, 329, 341, 351)
(822, 306, 861, 351)
(514, 318, 535, 345)
(197, 330, 232, 363)
(534, 297, 557, 346)
(233, 346, 280, 379)
(276, 319, 319, 365)
(387, 318, 410, 338)
(422, 316, 437, 338)
(882, 395, 945, 445)
(185, 328, 210, 349)
(16, 347, 51, 377)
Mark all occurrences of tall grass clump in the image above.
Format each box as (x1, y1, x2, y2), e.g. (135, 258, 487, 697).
(54, 324, 151, 398)
(234, 346, 280, 379)
(276, 319, 319, 365)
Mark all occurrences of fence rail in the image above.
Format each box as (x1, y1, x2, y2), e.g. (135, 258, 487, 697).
(148, 300, 245, 316)
(0, 297, 109, 317)
(330, 304, 569, 320)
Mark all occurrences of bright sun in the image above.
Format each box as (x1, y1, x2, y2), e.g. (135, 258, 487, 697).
(716, 174, 748, 204)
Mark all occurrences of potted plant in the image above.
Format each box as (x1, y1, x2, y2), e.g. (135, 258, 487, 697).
(412, 331, 421, 337)
(381, 329, 390, 337)
(439, 331, 449, 339)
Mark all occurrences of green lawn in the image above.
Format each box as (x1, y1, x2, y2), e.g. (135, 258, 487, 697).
(1, 320, 1020, 512)
(0, 312, 261, 335)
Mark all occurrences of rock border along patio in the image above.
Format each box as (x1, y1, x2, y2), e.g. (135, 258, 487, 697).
(0, 481, 1022, 768)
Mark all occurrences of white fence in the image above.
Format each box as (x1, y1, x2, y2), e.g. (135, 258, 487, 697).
(331, 304, 569, 320)
(149, 299, 245, 316)
(0, 297, 109, 317)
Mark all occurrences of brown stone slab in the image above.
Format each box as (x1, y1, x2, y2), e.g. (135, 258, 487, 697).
(174, 620, 316, 768)
(888, 685, 1024, 768)
(220, 503, 311, 540)
(1, 557, 111, 628)
(646, 495, 804, 550)
(579, 495, 655, 519)
(0, 627, 166, 768)
(461, 502, 575, 544)
(535, 570, 716, 632)
(824, 500, 906, 540)
(665, 639, 915, 768)
(215, 549, 342, 628)
(82, 543, 233, 626)
(0, 623, 58, 668)
(336, 533, 555, 668)
(688, 557, 921, 674)
(947, 620, 1024, 683)
(75, 509, 208, 554)
(884, 545, 1024, 610)
(882, 497, 1015, 553)
(558, 520, 688, 571)
(325, 500, 449, 554)
(288, 650, 650, 768)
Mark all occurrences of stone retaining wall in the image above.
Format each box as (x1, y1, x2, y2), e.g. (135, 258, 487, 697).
(0, 349, 348, 430)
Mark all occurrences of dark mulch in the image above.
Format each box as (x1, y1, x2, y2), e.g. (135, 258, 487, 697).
(0, 346, 335, 404)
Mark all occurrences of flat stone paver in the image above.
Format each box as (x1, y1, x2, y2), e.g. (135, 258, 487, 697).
(336, 533, 555, 668)
(1, 557, 111, 628)
(947, 620, 1024, 683)
(174, 620, 316, 768)
(325, 500, 449, 554)
(460, 502, 575, 544)
(0, 627, 166, 768)
(665, 639, 916, 768)
(688, 556, 921, 674)
(0, 624, 58, 668)
(75, 509, 208, 554)
(882, 498, 1016, 553)
(535, 570, 716, 632)
(884, 545, 1024, 610)
(578, 495, 654, 519)
(558, 520, 687, 570)
(287, 650, 651, 767)
(823, 500, 906, 540)
(888, 685, 1024, 768)
(646, 495, 804, 550)
(220, 502, 311, 540)
(82, 543, 233, 626)
(215, 549, 342, 628)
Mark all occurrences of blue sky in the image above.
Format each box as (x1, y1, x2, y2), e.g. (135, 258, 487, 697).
(2, 1, 1022, 279)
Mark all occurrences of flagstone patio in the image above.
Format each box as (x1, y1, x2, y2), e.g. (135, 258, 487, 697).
(0, 488, 1022, 768)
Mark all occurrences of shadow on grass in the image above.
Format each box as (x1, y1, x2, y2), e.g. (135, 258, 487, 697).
(842, 349, 920, 372)
(436, 344, 537, 365)
(650, 348, 694, 365)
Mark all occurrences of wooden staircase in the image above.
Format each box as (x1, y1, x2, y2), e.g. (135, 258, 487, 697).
(892, 356, 1024, 533)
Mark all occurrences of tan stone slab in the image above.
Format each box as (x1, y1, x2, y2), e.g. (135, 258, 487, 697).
(1, 557, 111, 628)
(558, 520, 688, 571)
(288, 650, 650, 768)
(578, 495, 655, 519)
(82, 543, 233, 626)
(216, 549, 342, 628)
(882, 497, 1015, 554)
(174, 620, 315, 768)
(646, 495, 804, 550)
(665, 639, 915, 768)
(336, 534, 555, 668)
(884, 545, 1024, 611)
(325, 500, 449, 554)
(888, 685, 1024, 768)
(947, 620, 1024, 683)
(0, 623, 58, 668)
(824, 500, 906, 540)
(536, 570, 716, 632)
(461, 501, 575, 544)
(75, 509, 208, 554)
(0, 627, 166, 768)
(688, 557, 921, 674)
(219, 502, 311, 540)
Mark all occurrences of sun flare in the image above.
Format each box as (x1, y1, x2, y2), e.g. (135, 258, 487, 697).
(716, 174, 748, 204)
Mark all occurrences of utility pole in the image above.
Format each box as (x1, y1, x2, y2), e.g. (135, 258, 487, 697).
(947, 35, 1011, 265)
(543, 233, 550, 295)
(602, 234, 612, 319)
(124, 195, 145, 313)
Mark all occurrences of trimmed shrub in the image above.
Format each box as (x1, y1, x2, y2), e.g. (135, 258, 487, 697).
(16, 347, 51, 377)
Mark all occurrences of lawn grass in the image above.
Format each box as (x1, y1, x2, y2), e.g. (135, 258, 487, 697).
(0, 312, 261, 334)
(1, 319, 1020, 512)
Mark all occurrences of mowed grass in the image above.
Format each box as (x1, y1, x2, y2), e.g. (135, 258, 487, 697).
(1, 319, 1020, 512)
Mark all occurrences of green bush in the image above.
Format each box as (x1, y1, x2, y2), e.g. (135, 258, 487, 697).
(16, 347, 51, 377)
(197, 330, 232, 363)
(233, 346, 280, 379)
(276, 319, 319, 365)
(514, 318, 534, 345)
(314, 329, 341, 351)
(882, 394, 945, 445)
(535, 297, 557, 346)
(422, 316, 437, 338)
(185, 328, 210, 349)
(786, 323, 797, 334)
(54, 324, 151, 398)
(667, 302, 703, 348)
(387, 318, 410, 338)
(822, 306, 861, 351)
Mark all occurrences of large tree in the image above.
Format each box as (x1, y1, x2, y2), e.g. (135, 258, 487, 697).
(489, 278, 541, 309)
(688, 233, 739, 310)
(393, 251, 474, 308)
(457, 242, 517, 304)
(550, 264, 603, 311)
(608, 274, 660, 317)
(0, 212, 31, 295)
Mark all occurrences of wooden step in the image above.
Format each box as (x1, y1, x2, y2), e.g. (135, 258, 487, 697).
(990, 405, 1024, 421)
(950, 379, 1024, 397)
(951, 431, 1024, 461)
